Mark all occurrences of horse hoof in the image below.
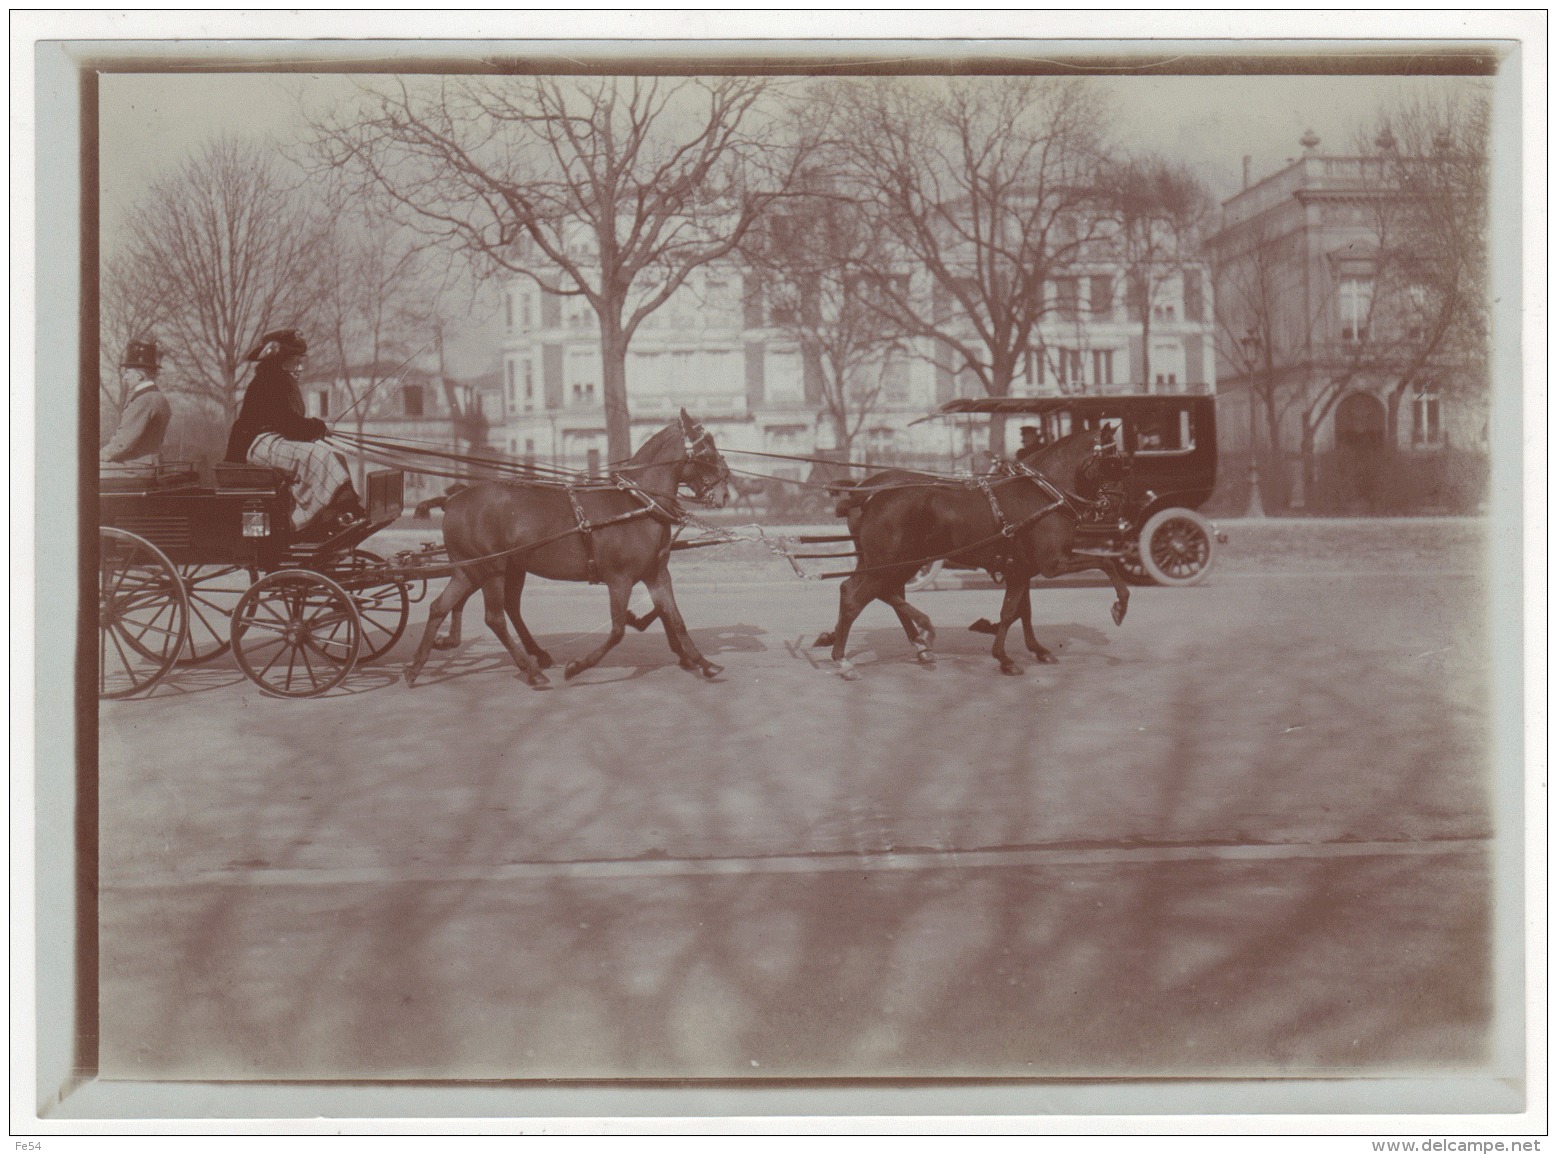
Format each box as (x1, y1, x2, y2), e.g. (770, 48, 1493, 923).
(563, 661, 584, 680)
(835, 660, 861, 681)
(402, 665, 419, 687)
(1035, 651, 1059, 665)
(528, 674, 551, 690)
(920, 626, 937, 648)
(915, 649, 936, 665)
(968, 618, 997, 635)
(699, 662, 723, 679)
(999, 662, 1024, 676)
(814, 632, 834, 648)
(432, 636, 458, 651)
(1111, 601, 1127, 626)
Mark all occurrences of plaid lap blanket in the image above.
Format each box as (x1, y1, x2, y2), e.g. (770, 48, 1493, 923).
(248, 433, 352, 529)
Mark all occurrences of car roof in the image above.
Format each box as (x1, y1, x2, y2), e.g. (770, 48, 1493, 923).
(917, 393, 1215, 421)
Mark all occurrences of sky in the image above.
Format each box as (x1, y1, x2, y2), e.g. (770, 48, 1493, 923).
(97, 67, 1495, 375)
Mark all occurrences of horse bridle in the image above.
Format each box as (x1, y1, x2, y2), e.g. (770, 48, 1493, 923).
(678, 424, 731, 503)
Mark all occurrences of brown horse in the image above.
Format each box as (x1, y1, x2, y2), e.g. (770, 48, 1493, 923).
(403, 410, 731, 689)
(813, 433, 1110, 658)
(821, 426, 1130, 678)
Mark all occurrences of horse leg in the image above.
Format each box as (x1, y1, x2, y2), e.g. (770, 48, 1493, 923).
(405, 569, 476, 687)
(1016, 586, 1058, 663)
(624, 608, 661, 632)
(827, 573, 881, 679)
(433, 583, 472, 649)
(1038, 554, 1131, 626)
(990, 573, 1030, 675)
(642, 563, 721, 679)
(883, 587, 936, 664)
(502, 565, 553, 668)
(562, 575, 635, 681)
(479, 574, 548, 689)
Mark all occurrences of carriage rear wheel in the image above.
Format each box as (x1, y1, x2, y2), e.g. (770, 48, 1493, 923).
(99, 527, 190, 700)
(176, 563, 254, 665)
(1138, 508, 1217, 587)
(322, 548, 411, 662)
(230, 570, 362, 697)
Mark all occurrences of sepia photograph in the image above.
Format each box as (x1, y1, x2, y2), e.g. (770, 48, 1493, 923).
(15, 10, 1544, 1138)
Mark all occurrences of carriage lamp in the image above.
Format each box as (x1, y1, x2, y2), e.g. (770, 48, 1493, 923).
(242, 509, 271, 537)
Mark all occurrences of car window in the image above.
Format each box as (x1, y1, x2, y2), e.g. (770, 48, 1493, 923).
(1135, 405, 1195, 454)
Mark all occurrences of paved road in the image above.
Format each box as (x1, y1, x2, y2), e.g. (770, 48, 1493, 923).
(97, 554, 1495, 1080)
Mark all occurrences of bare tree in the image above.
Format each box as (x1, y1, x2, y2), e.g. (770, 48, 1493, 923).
(114, 136, 330, 421)
(831, 77, 1110, 453)
(311, 211, 442, 490)
(1362, 89, 1491, 448)
(99, 247, 170, 424)
(1105, 155, 1212, 391)
(742, 184, 908, 460)
(311, 76, 814, 462)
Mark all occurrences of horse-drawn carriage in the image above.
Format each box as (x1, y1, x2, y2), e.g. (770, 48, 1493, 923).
(98, 461, 409, 699)
(906, 393, 1224, 590)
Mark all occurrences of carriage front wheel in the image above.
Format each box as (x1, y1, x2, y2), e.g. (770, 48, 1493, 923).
(1137, 508, 1217, 587)
(99, 527, 190, 700)
(230, 570, 362, 697)
(321, 548, 411, 662)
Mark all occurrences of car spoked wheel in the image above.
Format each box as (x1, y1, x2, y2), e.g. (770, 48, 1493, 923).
(230, 570, 361, 697)
(1138, 508, 1217, 587)
(99, 527, 190, 699)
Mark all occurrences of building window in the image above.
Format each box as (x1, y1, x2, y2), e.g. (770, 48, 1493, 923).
(313, 389, 330, 418)
(571, 382, 596, 406)
(1023, 347, 1045, 388)
(1090, 275, 1113, 317)
(403, 384, 424, 417)
(1057, 348, 1083, 388)
(1412, 388, 1442, 445)
(1152, 303, 1177, 322)
(505, 293, 513, 331)
(1339, 277, 1373, 343)
(523, 361, 534, 410)
(1092, 349, 1115, 387)
(1055, 277, 1079, 320)
(505, 361, 516, 412)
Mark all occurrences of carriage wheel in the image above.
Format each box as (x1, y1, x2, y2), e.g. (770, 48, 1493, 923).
(905, 559, 944, 593)
(99, 527, 190, 700)
(323, 548, 410, 662)
(1138, 508, 1217, 587)
(176, 563, 254, 664)
(230, 570, 361, 697)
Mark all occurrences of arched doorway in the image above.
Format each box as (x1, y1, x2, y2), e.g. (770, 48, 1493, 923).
(1333, 392, 1387, 509)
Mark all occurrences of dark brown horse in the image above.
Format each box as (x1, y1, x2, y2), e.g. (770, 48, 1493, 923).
(820, 426, 1129, 678)
(403, 410, 731, 689)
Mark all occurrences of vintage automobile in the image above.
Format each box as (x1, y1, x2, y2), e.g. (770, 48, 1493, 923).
(909, 393, 1225, 589)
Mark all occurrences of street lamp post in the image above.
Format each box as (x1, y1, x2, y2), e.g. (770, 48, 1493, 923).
(1239, 329, 1267, 518)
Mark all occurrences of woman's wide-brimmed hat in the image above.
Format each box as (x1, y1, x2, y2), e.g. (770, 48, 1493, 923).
(120, 338, 160, 372)
(243, 328, 308, 362)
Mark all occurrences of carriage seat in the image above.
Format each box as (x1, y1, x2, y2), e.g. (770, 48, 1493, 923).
(210, 462, 288, 492)
(99, 461, 200, 493)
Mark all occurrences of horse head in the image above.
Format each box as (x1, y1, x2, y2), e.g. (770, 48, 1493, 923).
(678, 408, 731, 508)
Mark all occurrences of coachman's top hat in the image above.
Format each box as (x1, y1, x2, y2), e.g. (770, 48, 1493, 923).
(120, 338, 160, 373)
(244, 327, 308, 362)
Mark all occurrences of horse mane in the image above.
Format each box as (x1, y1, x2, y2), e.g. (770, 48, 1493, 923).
(625, 420, 684, 467)
(1022, 426, 1104, 489)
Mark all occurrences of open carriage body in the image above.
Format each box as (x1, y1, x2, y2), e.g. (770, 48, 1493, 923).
(908, 394, 1223, 589)
(98, 461, 409, 699)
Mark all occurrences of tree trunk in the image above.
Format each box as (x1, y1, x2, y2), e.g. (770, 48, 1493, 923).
(1297, 424, 1316, 509)
(598, 314, 632, 464)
